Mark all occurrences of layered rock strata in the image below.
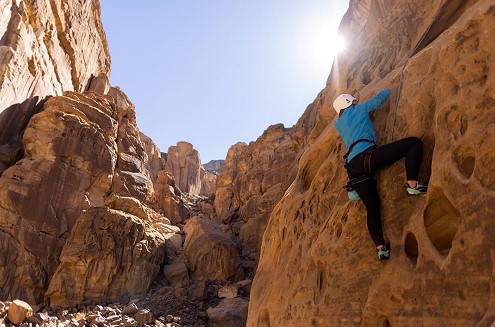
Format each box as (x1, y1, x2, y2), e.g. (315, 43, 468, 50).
(0, 89, 178, 305)
(0, 0, 110, 176)
(214, 125, 302, 255)
(248, 0, 495, 326)
(0, 0, 110, 111)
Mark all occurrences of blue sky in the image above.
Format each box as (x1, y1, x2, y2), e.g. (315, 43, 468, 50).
(100, 1, 349, 163)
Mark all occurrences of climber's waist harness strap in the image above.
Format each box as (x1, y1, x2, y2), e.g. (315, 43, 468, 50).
(343, 139, 376, 169)
(361, 146, 377, 174)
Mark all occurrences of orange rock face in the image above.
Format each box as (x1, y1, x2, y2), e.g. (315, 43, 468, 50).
(183, 217, 244, 282)
(0, 0, 110, 110)
(248, 0, 495, 326)
(165, 141, 216, 197)
(0, 0, 110, 176)
(154, 170, 189, 224)
(46, 205, 172, 307)
(214, 125, 302, 254)
(0, 89, 178, 305)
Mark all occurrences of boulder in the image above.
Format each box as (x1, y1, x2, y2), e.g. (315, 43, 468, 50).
(135, 309, 154, 326)
(207, 298, 248, 327)
(183, 217, 243, 281)
(188, 280, 209, 301)
(163, 261, 189, 287)
(218, 285, 238, 299)
(121, 303, 139, 316)
(7, 300, 32, 324)
(46, 206, 169, 307)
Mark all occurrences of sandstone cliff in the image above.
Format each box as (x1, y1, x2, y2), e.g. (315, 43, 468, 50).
(248, 0, 495, 326)
(0, 1, 185, 305)
(0, 0, 110, 176)
(0, 0, 243, 321)
(0, 86, 179, 306)
(214, 125, 303, 256)
(165, 141, 216, 197)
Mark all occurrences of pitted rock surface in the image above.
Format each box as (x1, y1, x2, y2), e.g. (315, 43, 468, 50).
(247, 0, 495, 326)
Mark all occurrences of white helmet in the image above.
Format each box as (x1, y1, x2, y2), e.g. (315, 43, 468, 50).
(333, 94, 356, 114)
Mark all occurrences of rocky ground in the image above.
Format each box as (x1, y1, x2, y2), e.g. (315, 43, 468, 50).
(0, 259, 251, 327)
(0, 194, 252, 327)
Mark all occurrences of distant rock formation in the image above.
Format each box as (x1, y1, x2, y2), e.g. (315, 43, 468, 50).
(247, 0, 495, 326)
(203, 160, 224, 174)
(140, 132, 166, 184)
(165, 142, 216, 197)
(154, 170, 189, 224)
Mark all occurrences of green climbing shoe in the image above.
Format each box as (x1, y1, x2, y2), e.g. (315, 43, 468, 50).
(377, 244, 390, 261)
(405, 181, 428, 196)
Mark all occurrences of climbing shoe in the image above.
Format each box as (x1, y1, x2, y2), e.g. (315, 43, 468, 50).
(405, 181, 428, 196)
(377, 244, 390, 261)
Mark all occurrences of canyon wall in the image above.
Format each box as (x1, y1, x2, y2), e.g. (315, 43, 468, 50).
(0, 86, 180, 306)
(0, 0, 110, 175)
(0, 0, 180, 307)
(247, 0, 495, 326)
(0, 0, 110, 109)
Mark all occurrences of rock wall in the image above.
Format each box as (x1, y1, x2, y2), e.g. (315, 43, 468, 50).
(0, 0, 110, 178)
(214, 125, 303, 255)
(0, 88, 178, 305)
(248, 0, 495, 326)
(165, 141, 216, 197)
(0, 0, 110, 110)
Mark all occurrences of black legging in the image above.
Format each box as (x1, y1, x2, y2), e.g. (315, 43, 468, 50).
(346, 137, 423, 246)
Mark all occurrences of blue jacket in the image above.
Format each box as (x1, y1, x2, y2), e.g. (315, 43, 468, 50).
(334, 89, 391, 163)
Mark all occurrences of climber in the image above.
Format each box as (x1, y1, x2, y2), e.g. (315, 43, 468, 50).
(333, 89, 428, 261)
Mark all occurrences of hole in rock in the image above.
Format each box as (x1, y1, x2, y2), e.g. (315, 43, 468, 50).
(424, 188, 461, 256)
(383, 319, 391, 327)
(318, 268, 326, 291)
(459, 156, 475, 179)
(314, 263, 327, 305)
(452, 147, 475, 179)
(404, 232, 419, 264)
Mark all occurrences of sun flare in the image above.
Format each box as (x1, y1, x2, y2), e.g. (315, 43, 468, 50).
(296, 23, 348, 76)
(332, 34, 346, 56)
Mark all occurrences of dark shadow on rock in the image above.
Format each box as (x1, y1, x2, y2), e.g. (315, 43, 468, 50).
(0, 96, 48, 173)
